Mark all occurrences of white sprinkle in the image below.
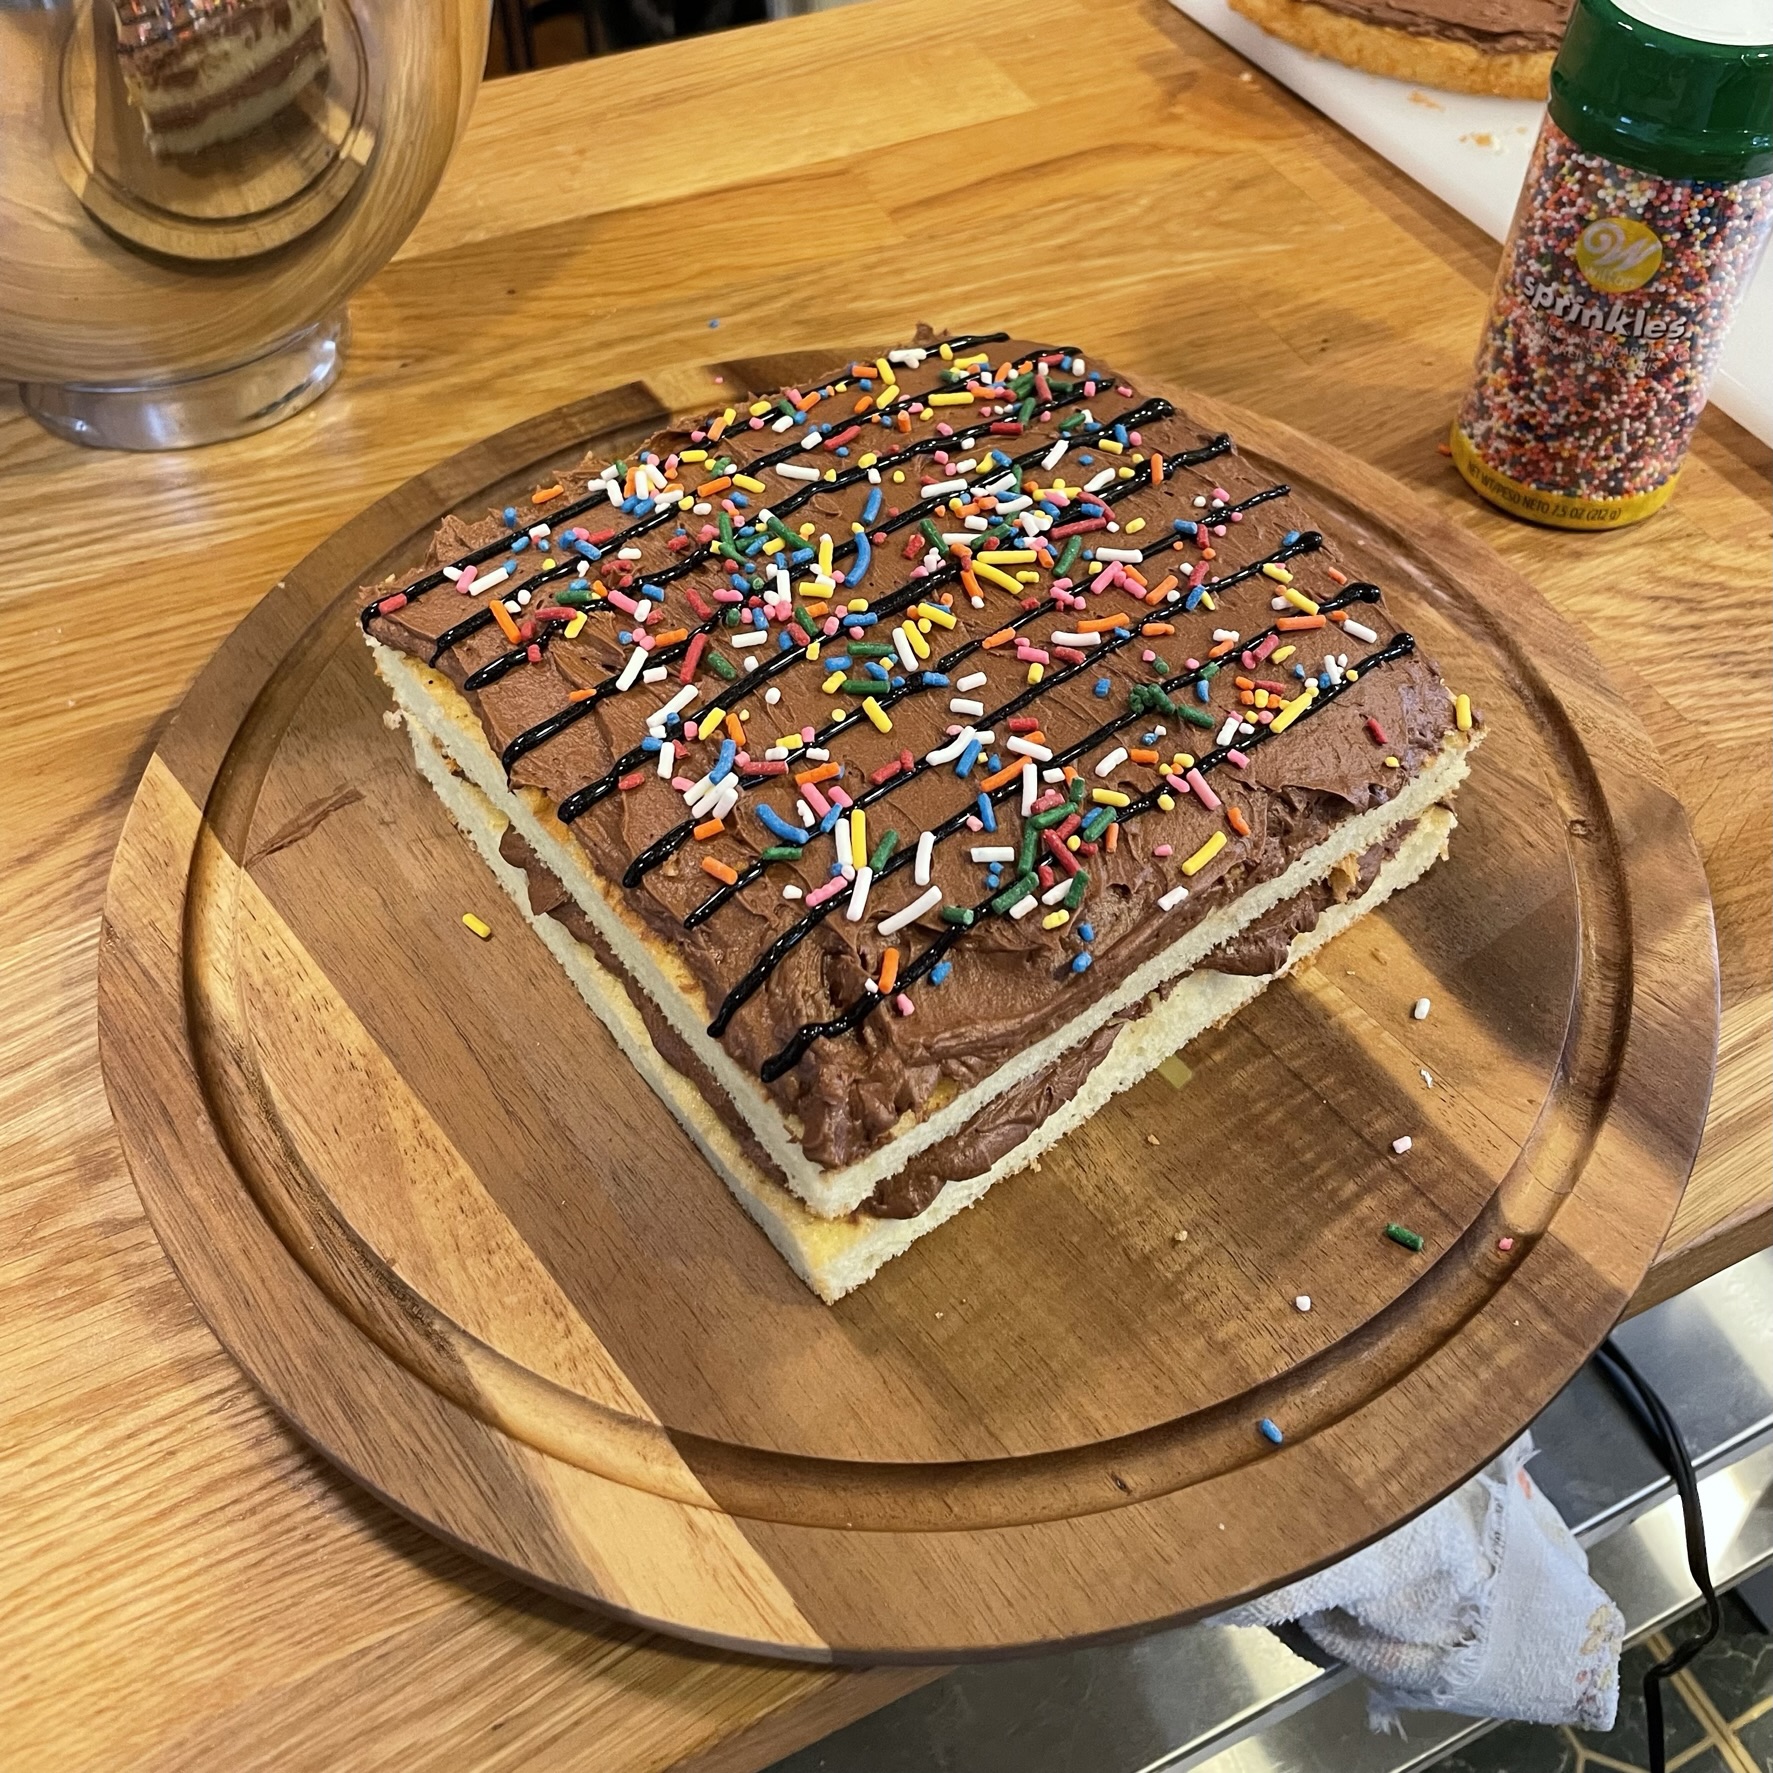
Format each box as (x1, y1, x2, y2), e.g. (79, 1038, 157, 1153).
(514, 588, 531, 608)
(777, 463, 821, 482)
(956, 670, 988, 692)
(1006, 735, 1052, 761)
(1094, 546, 1142, 564)
(963, 514, 991, 532)
(806, 746, 830, 761)
(921, 478, 968, 499)
(1041, 439, 1068, 470)
(1421, 1069, 1435, 1088)
(846, 866, 873, 922)
(1050, 630, 1102, 648)
(1008, 893, 1040, 920)
(617, 546, 643, 560)
(1084, 468, 1117, 494)
(471, 564, 510, 595)
(1095, 746, 1129, 777)
(914, 830, 936, 886)
(1217, 716, 1241, 747)
(893, 626, 919, 672)
(782, 883, 804, 899)
(1295, 1295, 1312, 1313)
(950, 697, 986, 717)
(925, 728, 974, 766)
(1392, 1135, 1413, 1155)
(1343, 619, 1379, 644)
(1021, 762, 1039, 816)
(971, 846, 1016, 863)
(616, 647, 646, 691)
(1158, 883, 1190, 912)
(1212, 628, 1240, 643)
(1271, 597, 1292, 611)
(765, 686, 781, 706)
(730, 629, 769, 649)
(442, 565, 462, 581)
(1040, 877, 1072, 906)
(657, 742, 675, 779)
(1042, 767, 1066, 784)
(1412, 997, 1432, 1020)
(878, 884, 943, 936)
(835, 819, 854, 872)
(800, 431, 822, 449)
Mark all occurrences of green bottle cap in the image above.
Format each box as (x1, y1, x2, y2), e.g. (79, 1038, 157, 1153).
(1550, 0, 1773, 181)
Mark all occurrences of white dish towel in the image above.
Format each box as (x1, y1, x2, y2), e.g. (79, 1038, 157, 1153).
(1223, 1434, 1624, 1733)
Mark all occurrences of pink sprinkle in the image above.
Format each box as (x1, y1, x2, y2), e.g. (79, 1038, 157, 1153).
(1227, 748, 1251, 767)
(1189, 561, 1211, 588)
(934, 450, 950, 464)
(800, 725, 816, 743)
(525, 642, 542, 663)
(965, 815, 983, 832)
(698, 524, 718, 542)
(1141, 648, 1156, 663)
(1186, 768, 1221, 811)
(1498, 1236, 1516, 1252)
(1229, 511, 1244, 523)
(748, 417, 764, 429)
(821, 616, 841, 637)
(1154, 843, 1173, 857)
(894, 992, 916, 1017)
(670, 775, 695, 791)
(1212, 487, 1229, 501)
(805, 876, 847, 908)
(682, 721, 699, 742)
(829, 786, 853, 810)
(935, 422, 954, 436)
(459, 563, 478, 585)
(1118, 384, 1133, 396)
(801, 782, 831, 816)
(1185, 657, 1200, 670)
(1129, 431, 1142, 447)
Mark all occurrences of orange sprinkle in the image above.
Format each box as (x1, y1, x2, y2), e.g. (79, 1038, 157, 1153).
(1235, 675, 1256, 690)
(1151, 452, 1165, 484)
(1141, 621, 1175, 637)
(805, 600, 829, 616)
(895, 411, 912, 433)
(1144, 574, 1179, 606)
(652, 627, 690, 645)
(701, 857, 739, 886)
(1276, 614, 1326, 631)
(1061, 764, 1077, 783)
(725, 712, 746, 744)
(1124, 566, 1149, 588)
(697, 476, 733, 497)
(1078, 613, 1132, 633)
(707, 416, 729, 442)
(1208, 638, 1239, 659)
(569, 686, 598, 702)
(693, 817, 725, 841)
(982, 627, 1016, 649)
(1328, 609, 1348, 624)
(490, 599, 522, 644)
(531, 483, 562, 504)
(1105, 822, 1119, 853)
(978, 757, 1026, 792)
(878, 947, 901, 995)
(796, 762, 841, 785)
(1129, 748, 1160, 765)
(1327, 567, 1349, 585)
(1227, 806, 1251, 837)
(961, 568, 985, 602)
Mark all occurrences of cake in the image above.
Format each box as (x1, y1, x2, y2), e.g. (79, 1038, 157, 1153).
(112, 0, 328, 157)
(1226, 0, 1569, 96)
(359, 333, 1480, 1301)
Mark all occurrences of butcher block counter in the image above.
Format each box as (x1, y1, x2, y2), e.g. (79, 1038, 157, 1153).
(3, 0, 1766, 1768)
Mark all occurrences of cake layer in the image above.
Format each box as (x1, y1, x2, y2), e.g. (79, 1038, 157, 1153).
(360, 334, 1474, 1216)
(397, 696, 1454, 1300)
(376, 638, 1471, 1217)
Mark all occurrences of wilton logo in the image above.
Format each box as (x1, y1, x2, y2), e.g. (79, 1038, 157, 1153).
(1574, 217, 1664, 292)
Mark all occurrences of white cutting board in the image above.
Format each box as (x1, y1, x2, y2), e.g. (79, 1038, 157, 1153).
(1171, 0, 1772, 443)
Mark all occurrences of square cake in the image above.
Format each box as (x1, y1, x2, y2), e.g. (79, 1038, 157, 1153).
(360, 333, 1479, 1300)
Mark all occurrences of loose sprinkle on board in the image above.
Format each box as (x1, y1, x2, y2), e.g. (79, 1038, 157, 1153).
(1385, 1222, 1425, 1252)
(461, 913, 492, 940)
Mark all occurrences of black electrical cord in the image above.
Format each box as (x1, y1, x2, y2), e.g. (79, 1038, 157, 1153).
(1592, 1336, 1722, 1773)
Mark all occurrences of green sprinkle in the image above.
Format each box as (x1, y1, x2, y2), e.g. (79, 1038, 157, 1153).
(1031, 803, 1073, 830)
(767, 516, 803, 550)
(793, 603, 818, 632)
(919, 518, 945, 551)
(848, 642, 895, 658)
(1017, 823, 1039, 873)
(868, 830, 899, 870)
(717, 513, 736, 552)
(1055, 536, 1083, 579)
(555, 584, 593, 608)
(1199, 662, 1220, 680)
(840, 678, 886, 695)
(1067, 775, 1088, 804)
(759, 846, 803, 863)
(709, 651, 738, 681)
(1062, 868, 1090, 911)
(941, 905, 975, 926)
(723, 608, 743, 628)
(1148, 654, 1172, 676)
(1385, 1222, 1425, 1252)
(1080, 806, 1114, 842)
(1017, 396, 1037, 426)
(1176, 704, 1216, 730)
(990, 872, 1039, 915)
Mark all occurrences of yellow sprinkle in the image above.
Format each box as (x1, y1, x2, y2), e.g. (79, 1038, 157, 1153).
(1262, 562, 1294, 584)
(1157, 792, 1176, 812)
(875, 385, 900, 410)
(1455, 693, 1473, 731)
(807, 640, 821, 661)
(1200, 592, 1217, 611)
(823, 469, 838, 482)
(892, 470, 906, 483)
(540, 557, 555, 570)
(822, 670, 845, 694)
(851, 807, 867, 859)
(1092, 788, 1130, 807)
(975, 562, 1022, 593)
(857, 452, 878, 469)
(1271, 644, 1295, 663)
(1125, 517, 1146, 534)
(903, 621, 930, 659)
(939, 342, 954, 360)
(1346, 667, 1359, 681)
(915, 601, 956, 627)
(863, 696, 892, 733)
(1066, 833, 1081, 850)
(680, 449, 708, 463)
(1027, 662, 1045, 685)
(748, 400, 772, 417)
(848, 598, 868, 612)
(1181, 831, 1227, 876)
(702, 705, 725, 732)
(1041, 910, 1070, 930)
(1385, 755, 1401, 769)
(461, 913, 492, 940)
(1268, 687, 1317, 734)
(563, 612, 586, 640)
(818, 535, 834, 576)
(780, 733, 804, 751)
(799, 522, 815, 537)
(1015, 570, 1040, 583)
(1281, 587, 1320, 616)
(1097, 439, 1124, 454)
(762, 537, 784, 556)
(928, 391, 975, 406)
(977, 550, 1036, 564)
(1117, 466, 1134, 479)
(732, 474, 766, 494)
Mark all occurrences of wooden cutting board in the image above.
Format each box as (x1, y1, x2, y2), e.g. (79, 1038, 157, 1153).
(96, 350, 1718, 1662)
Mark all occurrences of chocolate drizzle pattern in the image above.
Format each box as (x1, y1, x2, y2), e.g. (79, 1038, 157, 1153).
(361, 333, 1461, 1165)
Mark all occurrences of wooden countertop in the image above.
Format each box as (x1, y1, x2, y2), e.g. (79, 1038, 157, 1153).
(2, 0, 1766, 1767)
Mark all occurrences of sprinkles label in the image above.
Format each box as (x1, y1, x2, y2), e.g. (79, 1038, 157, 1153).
(1454, 118, 1773, 530)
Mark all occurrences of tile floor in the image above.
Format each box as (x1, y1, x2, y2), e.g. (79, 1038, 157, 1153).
(1431, 1594, 1773, 1773)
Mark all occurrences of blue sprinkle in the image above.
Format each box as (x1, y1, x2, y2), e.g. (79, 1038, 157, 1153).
(846, 611, 878, 628)
(708, 316, 720, 328)
(730, 493, 750, 508)
(861, 487, 883, 525)
(1258, 1418, 1285, 1445)
(846, 531, 872, 586)
(1184, 586, 1207, 612)
(1071, 953, 1093, 974)
(709, 738, 737, 784)
(631, 498, 655, 517)
(976, 793, 996, 832)
(1077, 452, 1094, 465)
(865, 661, 889, 681)
(573, 539, 602, 561)
(830, 862, 844, 877)
(640, 735, 662, 752)
(618, 629, 632, 645)
(991, 448, 1013, 467)
(1172, 519, 1198, 537)
(956, 737, 982, 777)
(1296, 663, 1309, 679)
(1282, 529, 1301, 545)
(640, 582, 666, 601)
(987, 754, 1002, 772)
(930, 960, 953, 986)
(777, 632, 795, 650)
(663, 711, 682, 729)
(509, 535, 530, 553)
(825, 654, 851, 671)
(1094, 677, 1112, 697)
(835, 447, 849, 458)
(1078, 923, 1094, 943)
(1196, 681, 1211, 703)
(1112, 423, 1128, 445)
(568, 577, 589, 593)
(757, 805, 807, 844)
(890, 674, 907, 689)
(790, 547, 815, 566)
(818, 806, 843, 834)
(1112, 625, 1131, 639)
(920, 671, 949, 687)
(503, 506, 518, 525)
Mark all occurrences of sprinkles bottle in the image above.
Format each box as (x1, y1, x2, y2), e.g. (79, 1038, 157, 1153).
(1453, 0, 1773, 529)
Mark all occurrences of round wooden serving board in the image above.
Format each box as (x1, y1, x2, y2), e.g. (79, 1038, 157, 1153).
(98, 351, 1719, 1661)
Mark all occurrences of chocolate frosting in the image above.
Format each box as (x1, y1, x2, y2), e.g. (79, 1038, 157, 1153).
(363, 335, 1456, 1173)
(1300, 0, 1567, 53)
